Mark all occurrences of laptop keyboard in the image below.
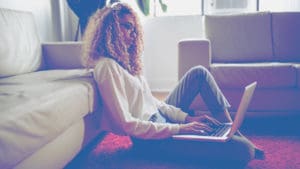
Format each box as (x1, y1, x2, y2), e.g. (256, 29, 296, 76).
(209, 124, 231, 137)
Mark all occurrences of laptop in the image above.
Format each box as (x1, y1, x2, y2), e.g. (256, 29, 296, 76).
(172, 81, 257, 142)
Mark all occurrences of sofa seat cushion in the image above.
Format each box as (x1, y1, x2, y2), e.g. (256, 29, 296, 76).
(0, 69, 98, 112)
(272, 12, 300, 62)
(190, 88, 300, 117)
(210, 63, 297, 88)
(205, 12, 273, 63)
(223, 88, 300, 114)
(0, 69, 99, 169)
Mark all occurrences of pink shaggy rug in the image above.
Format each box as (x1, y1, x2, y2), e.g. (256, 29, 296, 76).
(66, 133, 300, 169)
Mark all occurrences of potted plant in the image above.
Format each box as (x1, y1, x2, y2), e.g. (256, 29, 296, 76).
(136, 0, 167, 16)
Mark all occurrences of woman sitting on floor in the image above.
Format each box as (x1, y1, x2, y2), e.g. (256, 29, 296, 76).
(82, 2, 264, 167)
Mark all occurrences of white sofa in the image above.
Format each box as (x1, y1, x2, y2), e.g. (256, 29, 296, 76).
(179, 12, 300, 118)
(0, 8, 103, 169)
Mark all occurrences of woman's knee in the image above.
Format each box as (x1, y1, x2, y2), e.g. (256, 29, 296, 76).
(185, 65, 209, 80)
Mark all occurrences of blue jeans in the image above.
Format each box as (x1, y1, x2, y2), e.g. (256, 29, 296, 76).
(165, 65, 230, 116)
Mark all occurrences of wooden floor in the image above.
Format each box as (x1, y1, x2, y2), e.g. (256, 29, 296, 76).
(152, 91, 169, 101)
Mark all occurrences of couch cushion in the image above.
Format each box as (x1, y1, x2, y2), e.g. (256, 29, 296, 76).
(205, 12, 273, 63)
(190, 88, 300, 116)
(210, 63, 297, 88)
(0, 8, 42, 77)
(272, 12, 300, 62)
(42, 42, 84, 69)
(0, 69, 98, 169)
(0, 69, 98, 112)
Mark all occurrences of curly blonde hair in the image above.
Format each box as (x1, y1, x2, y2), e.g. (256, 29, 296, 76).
(82, 2, 143, 75)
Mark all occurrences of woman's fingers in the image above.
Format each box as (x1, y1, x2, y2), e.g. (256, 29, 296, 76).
(201, 115, 222, 126)
(192, 122, 213, 133)
(208, 116, 222, 126)
(179, 121, 216, 135)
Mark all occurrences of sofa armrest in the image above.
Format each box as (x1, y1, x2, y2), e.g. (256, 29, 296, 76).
(42, 41, 84, 69)
(178, 39, 211, 80)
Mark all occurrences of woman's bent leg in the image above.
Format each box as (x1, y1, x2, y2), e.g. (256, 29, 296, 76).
(165, 65, 230, 116)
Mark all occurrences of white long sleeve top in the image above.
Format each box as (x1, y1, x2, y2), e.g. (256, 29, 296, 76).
(94, 57, 188, 139)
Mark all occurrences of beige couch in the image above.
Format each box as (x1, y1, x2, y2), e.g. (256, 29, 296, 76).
(178, 12, 300, 118)
(0, 8, 102, 169)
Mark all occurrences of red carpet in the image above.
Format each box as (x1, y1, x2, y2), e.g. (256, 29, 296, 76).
(246, 135, 300, 169)
(66, 133, 300, 169)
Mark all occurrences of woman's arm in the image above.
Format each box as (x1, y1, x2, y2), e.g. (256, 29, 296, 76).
(153, 97, 188, 123)
(94, 59, 180, 139)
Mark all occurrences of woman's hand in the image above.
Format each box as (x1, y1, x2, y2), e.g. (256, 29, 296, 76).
(179, 114, 222, 135)
(179, 122, 213, 135)
(185, 114, 221, 127)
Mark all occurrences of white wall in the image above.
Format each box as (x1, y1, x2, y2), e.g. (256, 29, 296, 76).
(143, 15, 204, 91)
